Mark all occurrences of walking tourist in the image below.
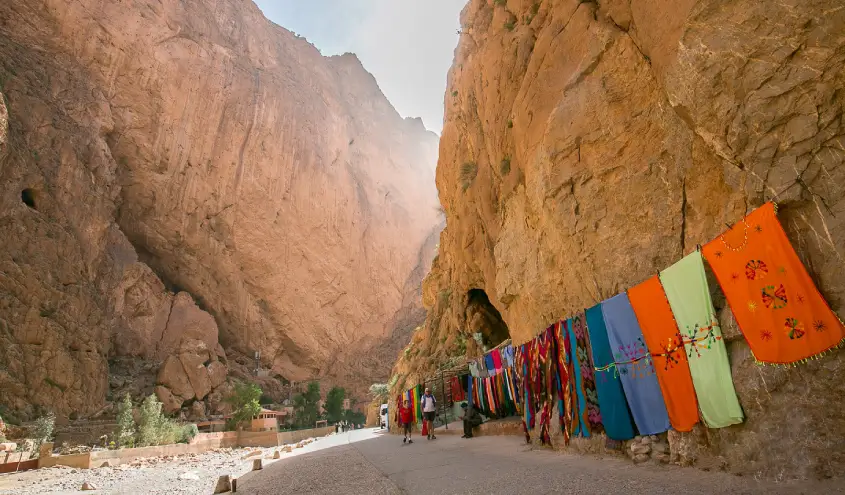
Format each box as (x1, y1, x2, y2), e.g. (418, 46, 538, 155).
(399, 399, 414, 444)
(421, 387, 437, 440)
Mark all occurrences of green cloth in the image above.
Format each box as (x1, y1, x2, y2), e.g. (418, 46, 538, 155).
(660, 251, 744, 428)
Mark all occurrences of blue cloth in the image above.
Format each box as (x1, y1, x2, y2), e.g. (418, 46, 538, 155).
(468, 375, 474, 408)
(484, 353, 495, 375)
(585, 304, 636, 440)
(600, 294, 671, 436)
(566, 318, 590, 437)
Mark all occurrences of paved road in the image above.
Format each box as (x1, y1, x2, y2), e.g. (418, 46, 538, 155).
(237, 428, 844, 495)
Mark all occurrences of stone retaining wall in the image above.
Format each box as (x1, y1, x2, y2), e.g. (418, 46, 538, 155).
(35, 425, 335, 470)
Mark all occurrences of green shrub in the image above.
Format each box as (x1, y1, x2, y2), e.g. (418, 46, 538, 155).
(460, 162, 478, 191)
(33, 412, 55, 454)
(452, 90, 458, 97)
(507, 119, 513, 128)
(494, 0, 506, 5)
(505, 19, 516, 31)
(500, 157, 511, 176)
(179, 424, 199, 443)
(115, 393, 136, 448)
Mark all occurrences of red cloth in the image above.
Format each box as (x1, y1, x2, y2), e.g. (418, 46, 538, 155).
(399, 406, 413, 424)
(492, 349, 503, 374)
(450, 376, 465, 401)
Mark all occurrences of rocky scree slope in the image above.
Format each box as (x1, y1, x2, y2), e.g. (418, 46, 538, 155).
(0, 0, 439, 420)
(393, 0, 845, 481)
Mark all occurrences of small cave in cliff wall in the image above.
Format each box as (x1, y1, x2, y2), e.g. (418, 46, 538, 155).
(21, 188, 38, 210)
(466, 289, 510, 348)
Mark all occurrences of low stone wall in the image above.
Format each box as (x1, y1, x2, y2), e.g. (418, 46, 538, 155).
(36, 425, 335, 469)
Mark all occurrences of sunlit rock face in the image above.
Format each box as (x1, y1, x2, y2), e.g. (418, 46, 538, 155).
(0, 0, 440, 418)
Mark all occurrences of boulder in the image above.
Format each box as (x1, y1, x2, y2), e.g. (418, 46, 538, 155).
(630, 443, 651, 455)
(158, 293, 220, 358)
(157, 356, 194, 400)
(155, 386, 184, 414)
(81, 482, 97, 491)
(180, 353, 212, 400)
(207, 361, 228, 389)
(188, 401, 206, 421)
(252, 458, 262, 471)
(633, 454, 650, 464)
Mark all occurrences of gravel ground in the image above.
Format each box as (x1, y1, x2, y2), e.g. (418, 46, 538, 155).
(240, 429, 845, 495)
(0, 435, 332, 495)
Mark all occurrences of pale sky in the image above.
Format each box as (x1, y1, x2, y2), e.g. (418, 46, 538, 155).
(254, 0, 465, 134)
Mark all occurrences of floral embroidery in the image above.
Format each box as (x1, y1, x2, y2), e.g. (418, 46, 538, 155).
(814, 320, 827, 332)
(748, 301, 758, 312)
(745, 260, 768, 280)
(785, 318, 805, 340)
(761, 284, 788, 310)
(730, 272, 740, 283)
(796, 294, 805, 304)
(754, 224, 763, 233)
(714, 251, 724, 258)
(760, 329, 773, 341)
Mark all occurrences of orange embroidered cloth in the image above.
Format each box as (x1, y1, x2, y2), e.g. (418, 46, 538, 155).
(702, 202, 845, 364)
(628, 276, 700, 432)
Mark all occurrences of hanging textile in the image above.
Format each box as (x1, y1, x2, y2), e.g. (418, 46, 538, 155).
(628, 276, 700, 432)
(702, 202, 845, 365)
(571, 312, 603, 435)
(601, 293, 671, 436)
(661, 251, 744, 428)
(565, 317, 590, 437)
(450, 376, 466, 402)
(413, 385, 423, 423)
(491, 349, 503, 375)
(484, 353, 496, 377)
(503, 345, 514, 367)
(584, 304, 634, 441)
(467, 375, 474, 408)
(469, 360, 480, 378)
(552, 321, 573, 444)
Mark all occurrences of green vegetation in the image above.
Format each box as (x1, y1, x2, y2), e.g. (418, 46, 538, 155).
(116, 394, 136, 448)
(33, 412, 55, 454)
(494, 0, 506, 5)
(387, 374, 399, 389)
(325, 386, 346, 423)
(369, 383, 389, 401)
(507, 119, 513, 128)
(500, 157, 511, 176)
(505, 19, 516, 31)
(460, 161, 479, 191)
(225, 382, 262, 429)
(438, 288, 452, 307)
(452, 90, 458, 97)
(293, 381, 321, 428)
(343, 409, 366, 425)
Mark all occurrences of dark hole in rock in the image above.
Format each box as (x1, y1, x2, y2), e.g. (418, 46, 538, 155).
(21, 188, 37, 209)
(466, 288, 510, 349)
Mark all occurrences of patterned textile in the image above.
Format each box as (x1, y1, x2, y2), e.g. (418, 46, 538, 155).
(584, 304, 635, 441)
(571, 312, 604, 435)
(552, 321, 573, 445)
(565, 318, 590, 437)
(702, 202, 845, 364)
(450, 376, 466, 402)
(628, 276, 700, 432)
(661, 251, 744, 428)
(503, 345, 515, 367)
(601, 294, 671, 435)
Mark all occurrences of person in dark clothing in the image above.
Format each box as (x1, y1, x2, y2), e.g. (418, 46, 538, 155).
(461, 403, 482, 438)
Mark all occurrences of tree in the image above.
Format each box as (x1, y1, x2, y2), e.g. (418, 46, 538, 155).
(343, 409, 366, 426)
(225, 382, 262, 430)
(138, 394, 166, 446)
(368, 383, 389, 401)
(115, 393, 136, 447)
(293, 381, 320, 428)
(325, 386, 346, 423)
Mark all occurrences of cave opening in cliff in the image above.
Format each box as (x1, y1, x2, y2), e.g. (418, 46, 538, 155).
(21, 188, 37, 210)
(466, 289, 510, 349)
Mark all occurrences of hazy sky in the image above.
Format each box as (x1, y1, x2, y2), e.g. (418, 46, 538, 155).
(254, 0, 465, 134)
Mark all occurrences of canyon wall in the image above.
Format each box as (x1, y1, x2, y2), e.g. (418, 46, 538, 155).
(394, 0, 845, 480)
(0, 0, 439, 419)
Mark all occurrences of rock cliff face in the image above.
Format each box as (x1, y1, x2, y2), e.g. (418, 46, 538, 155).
(0, 0, 439, 419)
(395, 0, 845, 480)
